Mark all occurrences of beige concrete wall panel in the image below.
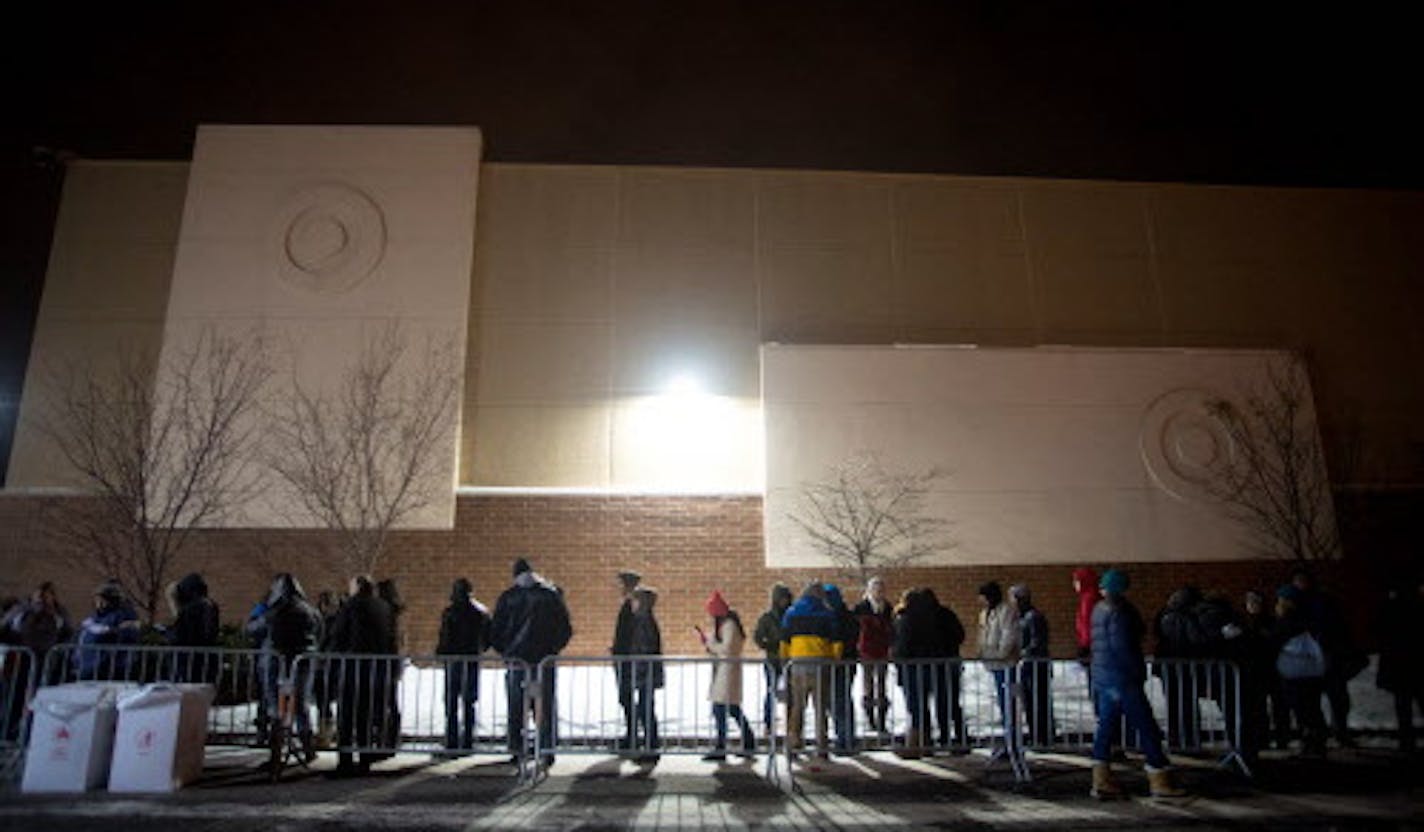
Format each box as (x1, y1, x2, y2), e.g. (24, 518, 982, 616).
(613, 245, 757, 327)
(468, 404, 610, 487)
(475, 321, 611, 404)
(617, 169, 756, 249)
(474, 244, 613, 321)
(895, 179, 1025, 256)
(759, 245, 896, 342)
(160, 126, 481, 528)
(894, 248, 1036, 335)
(7, 162, 188, 489)
(763, 345, 1321, 567)
(474, 165, 617, 250)
(758, 175, 893, 247)
(49, 163, 190, 244)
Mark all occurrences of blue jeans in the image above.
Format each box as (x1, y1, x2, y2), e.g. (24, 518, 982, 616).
(712, 702, 754, 749)
(991, 667, 1019, 749)
(1093, 683, 1169, 768)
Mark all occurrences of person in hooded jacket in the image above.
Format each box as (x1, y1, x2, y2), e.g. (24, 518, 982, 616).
(892, 587, 936, 757)
(925, 588, 967, 750)
(823, 583, 860, 754)
(978, 581, 1020, 758)
(852, 577, 894, 734)
(609, 569, 642, 746)
(1154, 586, 1211, 749)
(1274, 584, 1328, 756)
(780, 582, 840, 762)
(3, 582, 71, 736)
(1089, 569, 1185, 799)
(1290, 569, 1362, 748)
(612, 585, 663, 759)
(326, 574, 395, 776)
(1073, 567, 1099, 663)
(1010, 584, 1053, 746)
(489, 557, 573, 767)
(74, 581, 140, 681)
(753, 583, 793, 734)
(699, 590, 754, 760)
(167, 572, 220, 684)
(256, 573, 323, 763)
(437, 577, 490, 751)
(1376, 575, 1424, 753)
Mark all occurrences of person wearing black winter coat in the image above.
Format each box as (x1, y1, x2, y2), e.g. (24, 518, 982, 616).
(258, 574, 323, 761)
(892, 588, 937, 755)
(611, 586, 663, 757)
(1273, 585, 1328, 756)
(168, 572, 220, 684)
(327, 575, 396, 775)
(1376, 577, 1424, 752)
(1154, 586, 1212, 748)
(490, 558, 573, 766)
(437, 578, 490, 751)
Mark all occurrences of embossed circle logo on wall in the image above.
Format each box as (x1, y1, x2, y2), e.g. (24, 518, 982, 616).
(1140, 387, 1236, 502)
(273, 183, 386, 293)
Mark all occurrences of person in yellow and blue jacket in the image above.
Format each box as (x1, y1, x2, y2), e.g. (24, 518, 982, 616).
(780, 582, 842, 763)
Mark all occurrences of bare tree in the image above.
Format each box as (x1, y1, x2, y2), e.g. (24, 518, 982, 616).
(265, 323, 460, 575)
(37, 328, 271, 622)
(1203, 355, 1341, 563)
(787, 451, 954, 582)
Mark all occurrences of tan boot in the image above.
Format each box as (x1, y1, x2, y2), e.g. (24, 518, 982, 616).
(1146, 766, 1187, 798)
(1090, 762, 1124, 799)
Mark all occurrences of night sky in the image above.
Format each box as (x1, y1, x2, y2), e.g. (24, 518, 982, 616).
(3, 1, 1421, 478)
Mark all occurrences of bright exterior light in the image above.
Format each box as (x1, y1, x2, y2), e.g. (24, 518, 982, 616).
(664, 373, 703, 396)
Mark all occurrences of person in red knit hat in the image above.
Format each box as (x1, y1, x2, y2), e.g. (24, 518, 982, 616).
(698, 590, 756, 759)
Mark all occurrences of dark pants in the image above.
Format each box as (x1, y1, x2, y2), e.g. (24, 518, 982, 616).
(929, 660, 964, 746)
(444, 660, 480, 750)
(1093, 683, 1169, 768)
(830, 661, 856, 751)
(1323, 670, 1352, 742)
(620, 669, 658, 751)
(762, 661, 780, 731)
(1020, 661, 1053, 746)
(1282, 676, 1327, 754)
(1393, 686, 1423, 751)
(506, 664, 555, 757)
(337, 658, 388, 768)
(712, 703, 754, 750)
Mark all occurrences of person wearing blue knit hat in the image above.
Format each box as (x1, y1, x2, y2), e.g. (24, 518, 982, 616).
(1087, 568, 1186, 799)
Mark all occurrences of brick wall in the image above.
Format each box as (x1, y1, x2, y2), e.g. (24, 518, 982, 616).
(0, 493, 1371, 657)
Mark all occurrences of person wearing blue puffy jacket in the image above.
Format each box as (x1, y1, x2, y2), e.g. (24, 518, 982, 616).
(74, 580, 139, 680)
(1089, 569, 1184, 799)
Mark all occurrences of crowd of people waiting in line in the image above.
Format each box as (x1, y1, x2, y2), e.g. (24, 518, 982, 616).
(3, 560, 1421, 797)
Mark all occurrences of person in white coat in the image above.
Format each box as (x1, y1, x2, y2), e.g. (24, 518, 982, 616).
(699, 590, 756, 760)
(978, 581, 1021, 758)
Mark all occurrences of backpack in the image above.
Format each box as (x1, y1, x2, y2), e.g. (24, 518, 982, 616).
(1276, 631, 1326, 680)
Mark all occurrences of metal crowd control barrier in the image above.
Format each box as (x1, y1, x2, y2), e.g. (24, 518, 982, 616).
(292, 653, 535, 781)
(535, 656, 777, 780)
(1, 645, 38, 779)
(40, 644, 273, 745)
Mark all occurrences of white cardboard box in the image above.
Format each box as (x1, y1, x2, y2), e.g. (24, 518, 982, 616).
(21, 683, 134, 793)
(107, 683, 215, 793)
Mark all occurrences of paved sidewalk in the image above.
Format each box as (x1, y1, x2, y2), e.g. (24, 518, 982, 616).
(2, 747, 1421, 831)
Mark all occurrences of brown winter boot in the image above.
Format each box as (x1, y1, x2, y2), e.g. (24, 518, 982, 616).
(1146, 766, 1187, 798)
(1090, 762, 1124, 799)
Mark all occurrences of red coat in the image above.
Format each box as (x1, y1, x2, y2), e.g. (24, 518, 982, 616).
(853, 599, 894, 660)
(1072, 567, 1099, 652)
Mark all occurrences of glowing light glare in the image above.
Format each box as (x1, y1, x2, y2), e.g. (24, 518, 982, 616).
(664, 373, 704, 397)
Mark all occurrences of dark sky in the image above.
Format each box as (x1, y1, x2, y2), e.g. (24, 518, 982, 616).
(2, 1, 1422, 477)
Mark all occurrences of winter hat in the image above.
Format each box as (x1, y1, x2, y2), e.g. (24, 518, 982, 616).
(451, 577, 472, 601)
(1072, 567, 1099, 588)
(512, 557, 532, 577)
(1008, 584, 1031, 605)
(1099, 569, 1129, 594)
(705, 590, 730, 618)
(617, 570, 641, 588)
(1276, 583, 1303, 602)
(978, 581, 1003, 606)
(95, 580, 124, 604)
